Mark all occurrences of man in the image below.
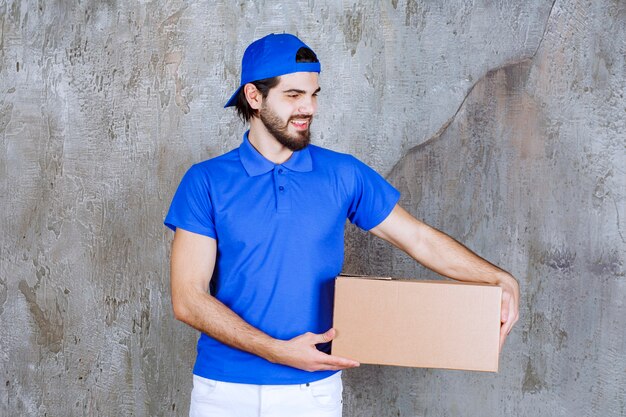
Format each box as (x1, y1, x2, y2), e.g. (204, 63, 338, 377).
(165, 33, 519, 417)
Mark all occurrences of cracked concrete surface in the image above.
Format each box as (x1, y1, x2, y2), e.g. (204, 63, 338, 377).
(1, 0, 624, 416)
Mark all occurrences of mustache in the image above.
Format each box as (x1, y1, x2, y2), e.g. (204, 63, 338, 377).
(288, 115, 313, 122)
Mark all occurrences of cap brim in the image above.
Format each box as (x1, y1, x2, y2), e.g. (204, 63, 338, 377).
(224, 85, 243, 108)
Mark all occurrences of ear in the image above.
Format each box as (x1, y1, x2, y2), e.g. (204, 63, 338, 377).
(243, 83, 263, 110)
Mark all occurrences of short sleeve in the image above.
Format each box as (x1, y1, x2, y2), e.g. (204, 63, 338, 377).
(347, 156, 401, 230)
(164, 164, 217, 238)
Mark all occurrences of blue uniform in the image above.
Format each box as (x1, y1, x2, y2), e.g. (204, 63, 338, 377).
(164, 132, 400, 384)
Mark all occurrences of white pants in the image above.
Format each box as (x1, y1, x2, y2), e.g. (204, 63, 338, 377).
(189, 372, 343, 417)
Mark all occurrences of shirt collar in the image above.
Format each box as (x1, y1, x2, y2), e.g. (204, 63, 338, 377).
(239, 131, 313, 177)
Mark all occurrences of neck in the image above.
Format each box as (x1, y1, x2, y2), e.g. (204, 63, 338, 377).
(247, 118, 293, 165)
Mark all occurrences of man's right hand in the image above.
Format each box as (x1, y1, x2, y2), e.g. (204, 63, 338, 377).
(270, 328, 360, 372)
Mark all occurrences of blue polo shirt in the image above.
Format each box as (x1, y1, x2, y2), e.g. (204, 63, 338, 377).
(164, 132, 400, 384)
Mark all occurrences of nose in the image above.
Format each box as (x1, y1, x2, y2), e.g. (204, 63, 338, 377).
(297, 95, 317, 115)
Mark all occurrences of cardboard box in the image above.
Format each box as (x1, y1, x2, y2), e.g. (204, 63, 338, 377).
(332, 275, 502, 372)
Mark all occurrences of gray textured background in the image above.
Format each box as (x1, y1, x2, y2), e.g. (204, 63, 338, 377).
(1, 0, 624, 416)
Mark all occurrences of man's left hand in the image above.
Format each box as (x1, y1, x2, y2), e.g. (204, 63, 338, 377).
(497, 274, 520, 351)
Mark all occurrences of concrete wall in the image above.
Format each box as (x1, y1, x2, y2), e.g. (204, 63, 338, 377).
(0, 1, 623, 416)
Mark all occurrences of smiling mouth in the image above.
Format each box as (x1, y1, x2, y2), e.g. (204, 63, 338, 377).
(289, 118, 311, 130)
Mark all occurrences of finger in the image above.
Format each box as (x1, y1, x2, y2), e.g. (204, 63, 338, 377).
(321, 354, 360, 369)
(499, 323, 508, 351)
(499, 296, 519, 350)
(317, 363, 358, 371)
(319, 351, 360, 366)
(310, 328, 336, 344)
(500, 319, 513, 347)
(499, 315, 514, 351)
(500, 291, 510, 324)
(507, 296, 520, 332)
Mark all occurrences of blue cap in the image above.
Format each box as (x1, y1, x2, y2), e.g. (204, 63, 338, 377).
(224, 33, 321, 108)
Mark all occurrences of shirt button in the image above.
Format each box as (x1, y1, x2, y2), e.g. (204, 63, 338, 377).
(279, 186, 285, 191)
(278, 169, 284, 174)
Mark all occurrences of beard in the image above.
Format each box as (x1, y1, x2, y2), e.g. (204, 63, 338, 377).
(259, 104, 312, 152)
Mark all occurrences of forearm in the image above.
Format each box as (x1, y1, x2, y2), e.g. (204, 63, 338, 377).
(174, 289, 283, 363)
(174, 287, 359, 371)
(372, 205, 514, 285)
(407, 222, 513, 285)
